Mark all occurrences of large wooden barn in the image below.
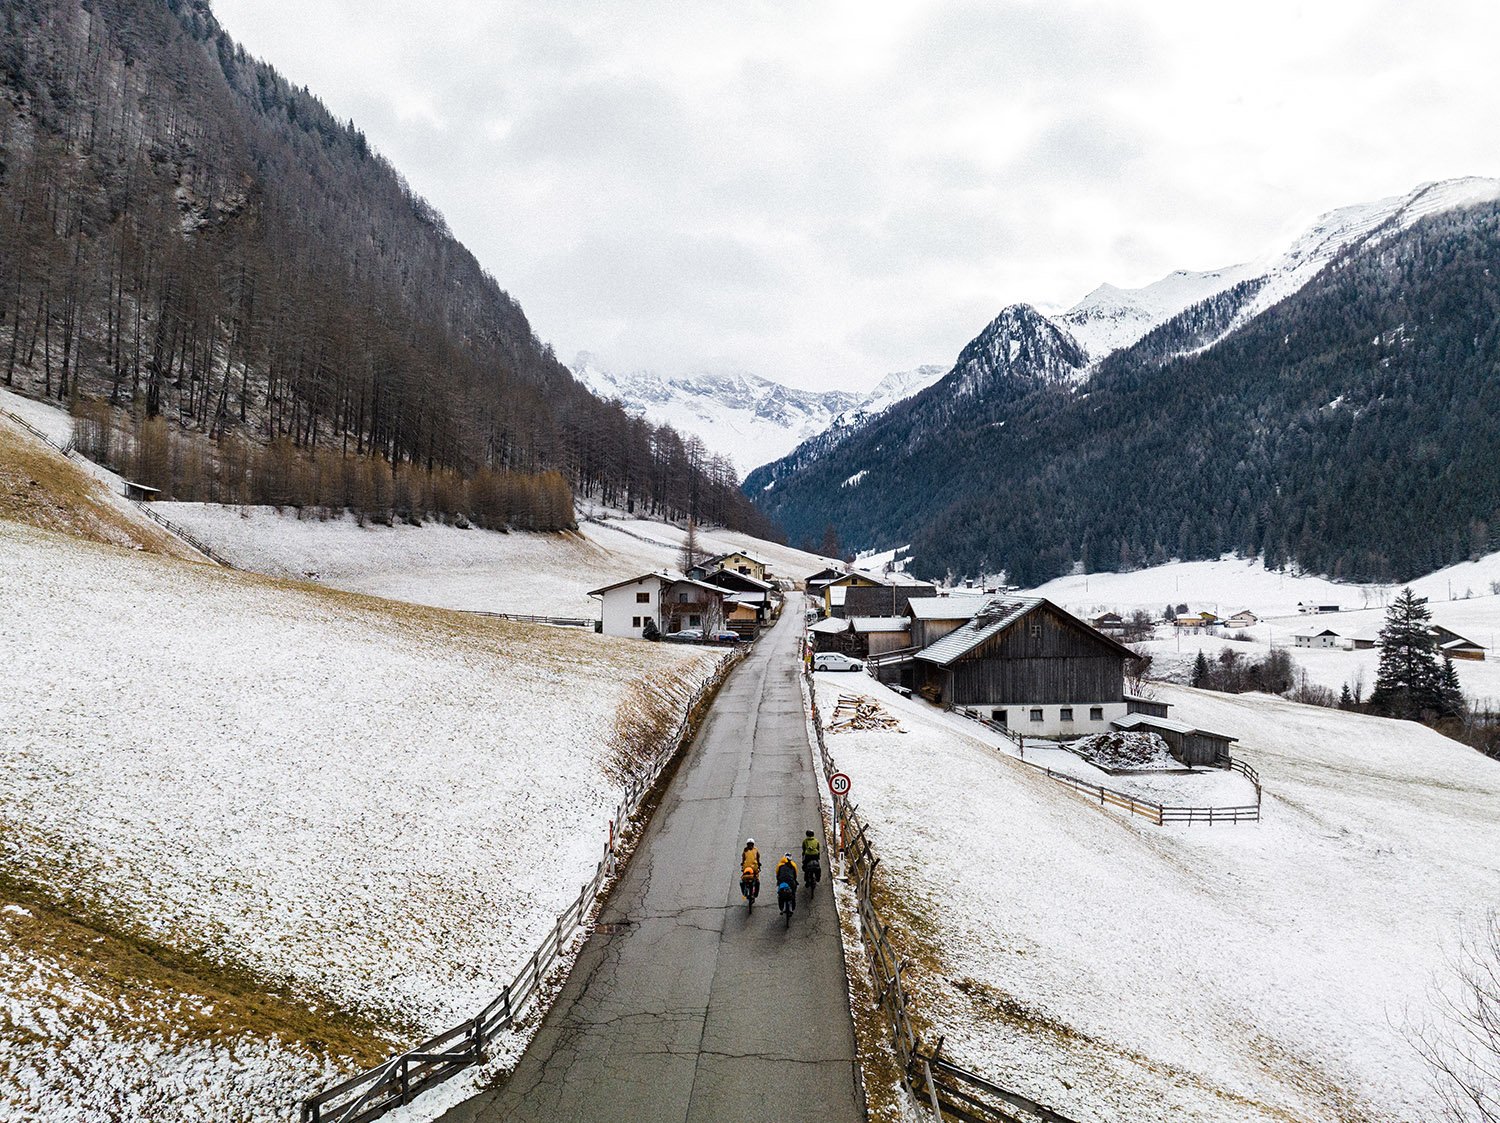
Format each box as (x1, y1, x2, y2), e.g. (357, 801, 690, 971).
(911, 596, 1134, 736)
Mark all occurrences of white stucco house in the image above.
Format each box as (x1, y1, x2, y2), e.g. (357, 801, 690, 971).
(1293, 628, 1342, 649)
(588, 571, 728, 639)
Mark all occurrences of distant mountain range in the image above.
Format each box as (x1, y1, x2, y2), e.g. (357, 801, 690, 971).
(572, 356, 945, 475)
(747, 177, 1500, 585)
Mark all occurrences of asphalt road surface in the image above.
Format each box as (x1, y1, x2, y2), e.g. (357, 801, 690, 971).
(437, 599, 863, 1123)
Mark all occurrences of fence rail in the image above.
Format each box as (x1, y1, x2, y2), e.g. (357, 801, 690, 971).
(949, 706, 1261, 825)
(1, 399, 241, 568)
(300, 649, 743, 1123)
(0, 403, 70, 452)
(805, 659, 1081, 1123)
(129, 501, 235, 567)
(462, 609, 594, 628)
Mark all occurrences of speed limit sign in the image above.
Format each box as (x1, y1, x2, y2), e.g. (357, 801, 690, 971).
(829, 772, 851, 796)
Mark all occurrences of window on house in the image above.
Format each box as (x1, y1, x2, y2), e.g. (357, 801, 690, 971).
(631, 616, 640, 628)
(1029, 708, 1043, 722)
(1060, 707, 1074, 721)
(689, 615, 701, 627)
(636, 592, 650, 603)
(991, 709, 1007, 727)
(1030, 621, 1042, 638)
(738, 566, 749, 574)
(1090, 706, 1104, 721)
(679, 592, 689, 602)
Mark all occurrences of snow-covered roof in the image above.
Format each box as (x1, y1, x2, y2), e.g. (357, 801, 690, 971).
(1294, 629, 1341, 638)
(725, 591, 767, 604)
(907, 594, 989, 620)
(587, 570, 675, 597)
(851, 616, 910, 634)
(1441, 637, 1483, 650)
(709, 549, 771, 567)
(810, 617, 850, 634)
(916, 597, 1043, 666)
(706, 568, 773, 589)
(1112, 713, 1237, 743)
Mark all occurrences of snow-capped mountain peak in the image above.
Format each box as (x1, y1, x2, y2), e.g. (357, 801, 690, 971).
(572, 355, 938, 476)
(1056, 266, 1256, 362)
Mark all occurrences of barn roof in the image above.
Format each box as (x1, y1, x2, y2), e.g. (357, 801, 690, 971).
(907, 594, 990, 620)
(810, 617, 850, 634)
(851, 616, 910, 633)
(1112, 713, 1237, 743)
(915, 597, 1043, 666)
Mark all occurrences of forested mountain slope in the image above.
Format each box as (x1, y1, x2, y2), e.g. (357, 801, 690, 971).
(0, 0, 771, 534)
(751, 195, 1500, 585)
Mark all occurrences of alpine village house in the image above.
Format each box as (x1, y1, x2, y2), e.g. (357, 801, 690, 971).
(850, 589, 1137, 738)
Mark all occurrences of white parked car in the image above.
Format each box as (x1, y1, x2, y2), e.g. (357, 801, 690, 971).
(813, 652, 865, 672)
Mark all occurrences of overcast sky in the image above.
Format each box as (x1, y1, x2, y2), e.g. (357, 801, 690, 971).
(215, 0, 1500, 391)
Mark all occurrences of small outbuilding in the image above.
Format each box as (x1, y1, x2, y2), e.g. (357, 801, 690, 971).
(1434, 625, 1486, 661)
(123, 481, 160, 502)
(1226, 610, 1259, 628)
(1111, 713, 1237, 767)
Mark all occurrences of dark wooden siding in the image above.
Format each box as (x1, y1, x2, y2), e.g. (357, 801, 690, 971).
(1182, 733, 1231, 766)
(946, 605, 1126, 706)
(1127, 697, 1171, 718)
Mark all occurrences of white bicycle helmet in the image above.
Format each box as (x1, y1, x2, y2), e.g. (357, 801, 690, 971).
(746, 838, 755, 846)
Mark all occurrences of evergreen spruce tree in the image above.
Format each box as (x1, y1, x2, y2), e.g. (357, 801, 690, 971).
(1191, 651, 1212, 688)
(1370, 587, 1442, 718)
(1438, 655, 1466, 719)
(1339, 683, 1354, 710)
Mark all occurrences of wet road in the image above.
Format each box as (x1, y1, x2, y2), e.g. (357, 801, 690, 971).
(437, 599, 863, 1123)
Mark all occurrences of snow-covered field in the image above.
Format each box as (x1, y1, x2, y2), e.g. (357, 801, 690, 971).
(814, 674, 1500, 1123)
(1032, 553, 1500, 706)
(0, 519, 724, 1120)
(149, 502, 834, 618)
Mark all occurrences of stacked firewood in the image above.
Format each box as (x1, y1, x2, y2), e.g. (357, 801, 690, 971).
(828, 693, 904, 733)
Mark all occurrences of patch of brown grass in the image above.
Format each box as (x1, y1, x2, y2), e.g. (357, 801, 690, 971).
(0, 419, 193, 557)
(0, 857, 396, 1066)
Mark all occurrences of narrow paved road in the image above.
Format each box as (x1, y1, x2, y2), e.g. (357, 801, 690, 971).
(438, 599, 863, 1123)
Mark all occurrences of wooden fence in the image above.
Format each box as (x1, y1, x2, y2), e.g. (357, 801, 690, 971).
(950, 706, 1261, 825)
(806, 666, 1082, 1123)
(129, 501, 235, 567)
(462, 609, 594, 628)
(1, 398, 240, 567)
(300, 649, 743, 1123)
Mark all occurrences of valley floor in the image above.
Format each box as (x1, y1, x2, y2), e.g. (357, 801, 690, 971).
(813, 674, 1500, 1123)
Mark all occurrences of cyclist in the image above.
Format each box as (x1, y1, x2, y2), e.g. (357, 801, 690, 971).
(740, 838, 761, 904)
(801, 830, 821, 891)
(775, 853, 798, 916)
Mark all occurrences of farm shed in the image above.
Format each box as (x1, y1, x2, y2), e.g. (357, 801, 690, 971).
(1433, 625, 1486, 661)
(1125, 694, 1172, 719)
(1111, 713, 1237, 767)
(851, 616, 911, 657)
(912, 597, 1132, 736)
(906, 593, 992, 649)
(809, 616, 856, 654)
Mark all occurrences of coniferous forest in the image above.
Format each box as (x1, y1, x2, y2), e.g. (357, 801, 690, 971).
(749, 201, 1500, 585)
(0, 0, 775, 535)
